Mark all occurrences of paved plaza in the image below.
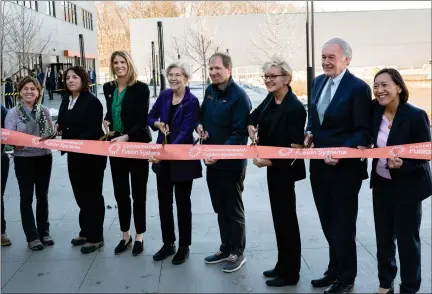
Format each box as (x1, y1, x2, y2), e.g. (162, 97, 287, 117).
(1, 85, 431, 293)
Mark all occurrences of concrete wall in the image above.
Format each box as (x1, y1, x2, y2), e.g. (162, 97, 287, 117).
(3, 1, 97, 77)
(130, 9, 431, 81)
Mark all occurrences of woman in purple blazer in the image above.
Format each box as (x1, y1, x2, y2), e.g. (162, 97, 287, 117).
(148, 61, 202, 265)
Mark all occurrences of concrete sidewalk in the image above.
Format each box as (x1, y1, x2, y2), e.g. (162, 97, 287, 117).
(1, 85, 431, 293)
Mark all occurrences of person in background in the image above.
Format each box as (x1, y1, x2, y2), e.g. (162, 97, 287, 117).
(369, 68, 432, 294)
(103, 50, 151, 256)
(5, 76, 14, 109)
(45, 68, 55, 101)
(305, 38, 373, 294)
(148, 61, 202, 265)
(89, 68, 96, 94)
(196, 53, 252, 273)
(57, 66, 107, 254)
(248, 56, 306, 287)
(1, 104, 11, 246)
(4, 76, 54, 251)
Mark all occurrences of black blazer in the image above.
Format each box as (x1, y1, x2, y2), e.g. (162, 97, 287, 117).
(370, 101, 432, 203)
(249, 87, 307, 182)
(103, 80, 152, 143)
(306, 70, 373, 178)
(57, 90, 104, 141)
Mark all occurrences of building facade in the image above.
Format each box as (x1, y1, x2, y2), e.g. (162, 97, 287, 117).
(2, 1, 98, 82)
(130, 9, 431, 82)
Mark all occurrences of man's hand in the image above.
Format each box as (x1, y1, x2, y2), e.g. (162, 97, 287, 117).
(304, 132, 314, 148)
(388, 157, 403, 169)
(110, 134, 129, 143)
(324, 155, 339, 166)
(204, 157, 218, 165)
(196, 124, 209, 140)
(247, 125, 258, 144)
(253, 157, 272, 168)
(148, 154, 160, 164)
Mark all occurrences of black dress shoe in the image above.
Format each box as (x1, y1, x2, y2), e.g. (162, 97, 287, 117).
(172, 246, 190, 265)
(81, 242, 104, 254)
(153, 243, 176, 261)
(114, 237, 132, 255)
(263, 269, 278, 278)
(266, 276, 299, 287)
(132, 240, 143, 256)
(324, 281, 354, 294)
(311, 270, 337, 288)
(71, 237, 87, 246)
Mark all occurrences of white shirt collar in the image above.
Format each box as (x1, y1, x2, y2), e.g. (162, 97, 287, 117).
(329, 68, 347, 86)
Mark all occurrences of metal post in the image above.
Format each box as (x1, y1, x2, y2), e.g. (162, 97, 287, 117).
(151, 41, 157, 97)
(79, 34, 85, 67)
(155, 54, 160, 86)
(157, 21, 166, 92)
(306, 1, 313, 110)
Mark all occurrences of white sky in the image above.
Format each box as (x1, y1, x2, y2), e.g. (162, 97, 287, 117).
(308, 1, 431, 11)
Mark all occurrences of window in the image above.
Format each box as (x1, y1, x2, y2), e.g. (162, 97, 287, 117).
(15, 1, 38, 11)
(62, 1, 77, 25)
(82, 9, 93, 31)
(47, 1, 55, 17)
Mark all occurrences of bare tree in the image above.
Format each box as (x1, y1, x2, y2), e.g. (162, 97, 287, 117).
(184, 19, 221, 90)
(249, 7, 304, 65)
(0, 1, 15, 104)
(7, 3, 51, 76)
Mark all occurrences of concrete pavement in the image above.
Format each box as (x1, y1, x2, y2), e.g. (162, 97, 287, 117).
(1, 85, 431, 293)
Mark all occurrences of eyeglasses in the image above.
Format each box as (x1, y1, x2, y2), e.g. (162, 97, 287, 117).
(262, 75, 286, 81)
(168, 73, 183, 79)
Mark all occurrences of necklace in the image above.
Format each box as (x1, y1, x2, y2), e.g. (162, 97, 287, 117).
(384, 113, 394, 129)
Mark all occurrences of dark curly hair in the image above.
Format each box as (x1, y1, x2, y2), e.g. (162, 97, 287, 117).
(64, 66, 90, 94)
(374, 68, 409, 104)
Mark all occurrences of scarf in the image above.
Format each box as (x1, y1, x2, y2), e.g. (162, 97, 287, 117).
(16, 100, 53, 137)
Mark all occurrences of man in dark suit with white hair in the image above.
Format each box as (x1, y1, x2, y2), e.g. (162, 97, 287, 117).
(305, 38, 373, 294)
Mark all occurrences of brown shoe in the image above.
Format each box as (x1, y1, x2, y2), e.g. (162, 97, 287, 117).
(1, 234, 12, 246)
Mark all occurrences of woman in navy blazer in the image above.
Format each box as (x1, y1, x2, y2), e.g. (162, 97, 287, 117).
(370, 68, 431, 294)
(148, 61, 202, 265)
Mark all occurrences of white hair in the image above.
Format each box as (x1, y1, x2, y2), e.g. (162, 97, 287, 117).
(323, 38, 352, 59)
(165, 61, 192, 79)
(262, 55, 293, 77)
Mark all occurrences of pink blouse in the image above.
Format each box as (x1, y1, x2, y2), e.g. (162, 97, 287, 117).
(376, 115, 391, 179)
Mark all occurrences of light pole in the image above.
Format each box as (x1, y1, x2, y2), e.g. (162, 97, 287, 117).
(306, 0, 315, 110)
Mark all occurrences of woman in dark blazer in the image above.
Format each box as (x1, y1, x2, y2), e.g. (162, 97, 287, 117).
(103, 50, 152, 256)
(247, 56, 306, 287)
(148, 61, 202, 265)
(370, 68, 431, 294)
(57, 66, 107, 254)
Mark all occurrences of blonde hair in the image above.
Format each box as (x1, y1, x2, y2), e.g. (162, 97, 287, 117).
(166, 61, 192, 79)
(110, 50, 138, 86)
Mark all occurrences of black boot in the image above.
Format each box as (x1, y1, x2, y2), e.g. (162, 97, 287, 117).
(153, 243, 176, 261)
(263, 269, 278, 278)
(266, 276, 299, 287)
(172, 246, 190, 265)
(311, 269, 337, 288)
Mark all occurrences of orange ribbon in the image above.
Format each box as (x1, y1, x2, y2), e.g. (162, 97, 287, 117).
(1, 129, 431, 160)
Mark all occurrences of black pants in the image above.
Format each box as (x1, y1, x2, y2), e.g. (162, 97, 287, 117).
(14, 154, 52, 242)
(156, 162, 193, 246)
(310, 169, 362, 285)
(1, 153, 10, 234)
(68, 153, 107, 243)
(373, 175, 422, 293)
(110, 157, 148, 234)
(267, 167, 301, 279)
(206, 167, 246, 255)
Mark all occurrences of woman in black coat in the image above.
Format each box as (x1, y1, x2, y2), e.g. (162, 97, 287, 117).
(248, 56, 306, 287)
(57, 66, 107, 254)
(370, 68, 431, 294)
(103, 50, 152, 256)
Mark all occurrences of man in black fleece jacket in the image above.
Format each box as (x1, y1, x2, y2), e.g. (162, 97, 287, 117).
(197, 53, 252, 273)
